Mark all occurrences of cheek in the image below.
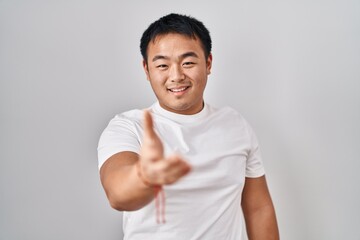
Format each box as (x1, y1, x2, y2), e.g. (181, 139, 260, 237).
(189, 71, 207, 86)
(149, 77, 169, 95)
(149, 71, 166, 84)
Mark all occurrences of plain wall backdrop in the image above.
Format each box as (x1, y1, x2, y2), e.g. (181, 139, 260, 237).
(1, 0, 359, 239)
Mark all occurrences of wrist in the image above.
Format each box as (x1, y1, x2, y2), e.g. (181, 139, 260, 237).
(136, 161, 159, 188)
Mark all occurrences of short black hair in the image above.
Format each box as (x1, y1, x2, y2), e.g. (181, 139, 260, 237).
(140, 13, 212, 62)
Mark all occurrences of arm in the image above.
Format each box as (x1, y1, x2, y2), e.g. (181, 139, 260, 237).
(241, 176, 279, 240)
(100, 151, 154, 211)
(99, 111, 191, 211)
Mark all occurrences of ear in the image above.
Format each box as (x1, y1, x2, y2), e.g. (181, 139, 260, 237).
(206, 53, 213, 75)
(142, 59, 150, 81)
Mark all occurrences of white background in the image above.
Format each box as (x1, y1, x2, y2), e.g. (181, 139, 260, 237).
(1, 0, 359, 239)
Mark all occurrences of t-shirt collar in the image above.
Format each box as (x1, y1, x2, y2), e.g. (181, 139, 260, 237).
(151, 101, 209, 124)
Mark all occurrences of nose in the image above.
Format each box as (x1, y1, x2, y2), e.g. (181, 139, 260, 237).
(169, 65, 185, 82)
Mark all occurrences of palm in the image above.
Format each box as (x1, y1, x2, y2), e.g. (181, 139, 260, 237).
(140, 110, 191, 185)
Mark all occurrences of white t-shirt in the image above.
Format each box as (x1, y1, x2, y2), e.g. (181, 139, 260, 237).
(98, 102, 265, 240)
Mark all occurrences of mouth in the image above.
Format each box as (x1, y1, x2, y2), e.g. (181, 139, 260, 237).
(168, 86, 190, 93)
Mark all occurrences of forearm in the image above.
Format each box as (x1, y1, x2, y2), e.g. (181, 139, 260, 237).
(243, 203, 279, 240)
(100, 152, 155, 211)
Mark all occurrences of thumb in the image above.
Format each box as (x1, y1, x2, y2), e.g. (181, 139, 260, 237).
(142, 110, 164, 162)
(143, 110, 157, 140)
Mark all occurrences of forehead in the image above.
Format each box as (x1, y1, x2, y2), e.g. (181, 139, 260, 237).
(147, 33, 205, 58)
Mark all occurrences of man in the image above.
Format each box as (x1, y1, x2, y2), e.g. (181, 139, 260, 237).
(98, 13, 279, 239)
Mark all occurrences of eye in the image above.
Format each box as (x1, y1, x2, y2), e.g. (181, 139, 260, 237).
(182, 62, 195, 68)
(156, 64, 168, 70)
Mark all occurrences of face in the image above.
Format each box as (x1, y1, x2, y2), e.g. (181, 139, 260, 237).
(143, 33, 212, 115)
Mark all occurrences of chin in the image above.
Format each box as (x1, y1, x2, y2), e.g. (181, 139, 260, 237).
(171, 105, 191, 112)
(162, 102, 191, 113)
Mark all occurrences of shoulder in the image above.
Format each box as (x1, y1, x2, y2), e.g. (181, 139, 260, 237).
(206, 104, 257, 139)
(109, 108, 144, 127)
(207, 104, 247, 124)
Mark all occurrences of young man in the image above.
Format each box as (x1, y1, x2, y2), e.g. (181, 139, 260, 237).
(98, 13, 279, 239)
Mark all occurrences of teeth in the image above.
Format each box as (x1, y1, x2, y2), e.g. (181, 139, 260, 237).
(170, 87, 187, 92)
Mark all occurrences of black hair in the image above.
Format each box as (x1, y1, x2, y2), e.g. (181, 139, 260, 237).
(140, 13, 212, 62)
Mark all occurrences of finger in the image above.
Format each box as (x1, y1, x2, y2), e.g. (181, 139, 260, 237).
(143, 110, 156, 139)
(157, 155, 192, 184)
(167, 155, 192, 176)
(141, 110, 163, 162)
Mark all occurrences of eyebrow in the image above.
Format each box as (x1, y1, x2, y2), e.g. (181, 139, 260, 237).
(152, 52, 199, 62)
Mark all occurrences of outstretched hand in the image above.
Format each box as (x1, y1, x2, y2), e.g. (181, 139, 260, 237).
(139, 110, 191, 186)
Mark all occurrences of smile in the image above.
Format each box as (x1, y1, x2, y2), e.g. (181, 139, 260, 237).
(168, 86, 189, 93)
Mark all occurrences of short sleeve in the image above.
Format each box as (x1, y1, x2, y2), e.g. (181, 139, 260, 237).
(244, 120, 266, 178)
(97, 115, 141, 169)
